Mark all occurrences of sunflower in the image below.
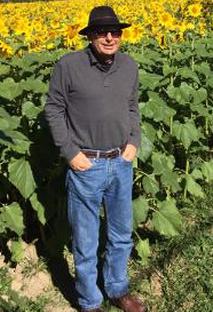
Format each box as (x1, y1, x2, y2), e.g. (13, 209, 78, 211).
(188, 4, 202, 17)
(122, 24, 144, 44)
(0, 40, 13, 56)
(159, 12, 174, 28)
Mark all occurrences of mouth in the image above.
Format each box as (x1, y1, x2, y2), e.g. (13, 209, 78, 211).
(102, 44, 114, 49)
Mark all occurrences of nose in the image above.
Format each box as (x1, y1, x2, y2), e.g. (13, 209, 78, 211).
(106, 32, 113, 40)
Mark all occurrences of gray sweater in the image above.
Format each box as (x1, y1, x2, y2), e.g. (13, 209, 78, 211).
(45, 46, 141, 162)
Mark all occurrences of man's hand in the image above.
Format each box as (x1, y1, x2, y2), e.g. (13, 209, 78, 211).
(69, 152, 93, 171)
(122, 144, 137, 162)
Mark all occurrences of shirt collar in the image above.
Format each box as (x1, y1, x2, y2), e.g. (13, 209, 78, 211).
(86, 44, 120, 69)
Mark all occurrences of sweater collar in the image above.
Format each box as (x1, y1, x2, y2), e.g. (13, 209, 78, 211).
(86, 44, 120, 70)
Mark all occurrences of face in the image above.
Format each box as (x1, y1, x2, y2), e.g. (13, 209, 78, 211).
(88, 27, 122, 57)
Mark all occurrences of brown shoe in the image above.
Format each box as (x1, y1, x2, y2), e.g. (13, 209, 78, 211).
(111, 293, 147, 312)
(81, 309, 105, 312)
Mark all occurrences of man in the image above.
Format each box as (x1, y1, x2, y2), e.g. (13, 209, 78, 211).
(45, 6, 146, 312)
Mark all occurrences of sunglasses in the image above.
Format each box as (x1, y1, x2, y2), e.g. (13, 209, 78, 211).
(92, 28, 122, 38)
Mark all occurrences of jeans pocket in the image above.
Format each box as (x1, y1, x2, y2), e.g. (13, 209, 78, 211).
(72, 159, 95, 173)
(120, 155, 132, 164)
(69, 160, 104, 197)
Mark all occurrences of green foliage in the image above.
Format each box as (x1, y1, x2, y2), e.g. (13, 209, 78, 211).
(8, 158, 36, 199)
(0, 49, 68, 260)
(133, 196, 149, 229)
(135, 238, 151, 266)
(0, 266, 47, 312)
(9, 240, 24, 262)
(0, 203, 24, 236)
(152, 199, 182, 236)
(0, 33, 212, 264)
(130, 185, 213, 312)
(132, 34, 213, 261)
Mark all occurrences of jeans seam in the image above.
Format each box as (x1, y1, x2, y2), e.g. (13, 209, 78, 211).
(80, 303, 102, 310)
(104, 206, 111, 284)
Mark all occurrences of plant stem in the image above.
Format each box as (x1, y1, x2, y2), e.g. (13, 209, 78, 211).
(191, 37, 195, 71)
(170, 116, 173, 135)
(183, 158, 190, 199)
(205, 118, 209, 136)
(185, 158, 189, 175)
(134, 230, 141, 240)
(205, 99, 209, 135)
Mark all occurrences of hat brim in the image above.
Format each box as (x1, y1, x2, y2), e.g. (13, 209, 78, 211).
(79, 23, 131, 35)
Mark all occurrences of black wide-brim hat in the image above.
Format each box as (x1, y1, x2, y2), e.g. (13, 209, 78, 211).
(79, 6, 131, 35)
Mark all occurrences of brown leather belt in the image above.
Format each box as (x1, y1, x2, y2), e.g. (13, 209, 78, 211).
(81, 144, 126, 159)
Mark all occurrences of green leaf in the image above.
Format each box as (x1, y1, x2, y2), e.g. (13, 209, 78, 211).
(0, 108, 20, 130)
(7, 131, 31, 154)
(10, 56, 35, 72)
(191, 168, 203, 180)
(141, 122, 157, 143)
(0, 117, 20, 131)
(139, 130, 154, 162)
(195, 43, 211, 57)
(207, 77, 213, 88)
(161, 171, 181, 193)
(163, 64, 177, 76)
(194, 63, 211, 78)
(8, 158, 36, 199)
(172, 50, 193, 62)
(29, 193, 46, 225)
(135, 238, 151, 266)
(130, 53, 155, 66)
(21, 77, 48, 94)
(152, 199, 182, 236)
(185, 175, 204, 198)
(193, 88, 207, 105)
(167, 82, 194, 105)
(0, 224, 6, 234)
(142, 175, 159, 195)
(140, 92, 176, 125)
(190, 104, 210, 117)
(200, 160, 213, 182)
(0, 107, 11, 118)
(0, 130, 31, 154)
(133, 196, 149, 229)
(0, 64, 10, 76)
(144, 50, 163, 62)
(0, 78, 23, 100)
(152, 152, 174, 175)
(22, 101, 42, 119)
(139, 70, 163, 90)
(177, 67, 200, 83)
(9, 240, 24, 262)
(39, 67, 52, 76)
(172, 120, 201, 149)
(0, 202, 24, 236)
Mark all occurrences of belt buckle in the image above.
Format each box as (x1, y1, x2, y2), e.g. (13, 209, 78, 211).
(108, 147, 121, 158)
(110, 147, 120, 158)
(107, 148, 117, 158)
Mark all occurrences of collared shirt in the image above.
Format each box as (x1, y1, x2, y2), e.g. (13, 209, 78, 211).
(45, 45, 141, 162)
(87, 45, 113, 72)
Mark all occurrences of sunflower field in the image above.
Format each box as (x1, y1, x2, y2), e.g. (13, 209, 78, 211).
(0, 0, 212, 268)
(0, 0, 212, 56)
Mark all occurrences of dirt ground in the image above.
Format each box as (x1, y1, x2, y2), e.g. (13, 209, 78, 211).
(0, 242, 77, 312)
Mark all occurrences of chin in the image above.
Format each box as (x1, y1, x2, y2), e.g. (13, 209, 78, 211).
(102, 50, 115, 55)
(102, 48, 117, 55)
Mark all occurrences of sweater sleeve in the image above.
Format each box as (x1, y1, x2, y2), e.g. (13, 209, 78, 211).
(127, 67, 141, 148)
(44, 61, 80, 162)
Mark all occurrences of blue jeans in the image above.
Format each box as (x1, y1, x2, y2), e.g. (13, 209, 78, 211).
(66, 155, 133, 309)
